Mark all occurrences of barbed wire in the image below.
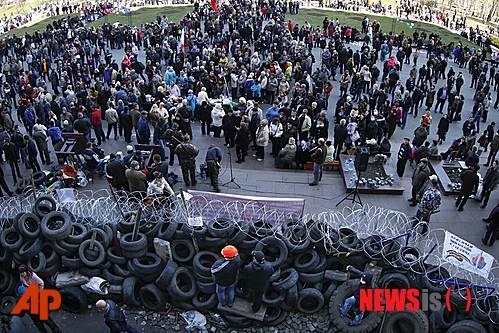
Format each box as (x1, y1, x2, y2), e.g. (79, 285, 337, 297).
(0, 190, 498, 322)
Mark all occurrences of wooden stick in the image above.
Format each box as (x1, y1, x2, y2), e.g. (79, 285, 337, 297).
(90, 230, 96, 250)
(131, 207, 142, 242)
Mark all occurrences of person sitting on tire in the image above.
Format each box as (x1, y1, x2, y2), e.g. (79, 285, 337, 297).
(18, 265, 61, 333)
(96, 299, 139, 333)
(211, 245, 241, 307)
(340, 266, 373, 326)
(240, 250, 274, 312)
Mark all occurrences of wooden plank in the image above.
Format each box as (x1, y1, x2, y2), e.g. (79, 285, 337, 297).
(217, 297, 267, 321)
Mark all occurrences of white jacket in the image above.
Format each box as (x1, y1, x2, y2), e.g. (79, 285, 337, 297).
(269, 122, 283, 138)
(211, 106, 225, 127)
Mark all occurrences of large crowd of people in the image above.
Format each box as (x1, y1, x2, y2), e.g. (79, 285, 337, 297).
(0, 0, 497, 243)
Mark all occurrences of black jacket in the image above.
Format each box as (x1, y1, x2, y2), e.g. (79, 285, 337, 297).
(106, 159, 127, 186)
(211, 255, 241, 287)
(241, 261, 274, 292)
(460, 169, 479, 195)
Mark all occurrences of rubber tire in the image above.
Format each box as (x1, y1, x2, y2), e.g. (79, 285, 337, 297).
(157, 220, 179, 240)
(0, 296, 16, 315)
(112, 263, 130, 278)
(171, 239, 196, 264)
(41, 211, 73, 241)
(294, 249, 320, 273)
(120, 232, 147, 253)
(378, 273, 411, 289)
(263, 306, 288, 326)
(61, 255, 82, 270)
(363, 235, 385, 260)
(338, 227, 359, 252)
(383, 310, 429, 333)
(102, 268, 125, 285)
(60, 287, 88, 314)
(129, 253, 163, 276)
(447, 320, 487, 333)
(207, 218, 235, 238)
(167, 267, 197, 301)
(0, 227, 24, 251)
(28, 252, 47, 274)
(139, 284, 166, 311)
(296, 288, 324, 314)
(107, 247, 126, 265)
(193, 251, 220, 277)
(420, 265, 451, 294)
(78, 239, 106, 267)
(272, 268, 299, 291)
(122, 277, 141, 307)
(192, 292, 218, 311)
(155, 260, 178, 291)
(285, 284, 299, 307)
(33, 196, 57, 218)
(262, 288, 286, 306)
(197, 280, 215, 294)
(17, 238, 42, 261)
(17, 213, 41, 239)
(65, 223, 88, 245)
(87, 228, 110, 249)
(329, 279, 383, 333)
(254, 236, 289, 268)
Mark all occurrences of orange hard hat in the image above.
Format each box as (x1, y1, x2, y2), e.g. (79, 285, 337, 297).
(221, 245, 238, 259)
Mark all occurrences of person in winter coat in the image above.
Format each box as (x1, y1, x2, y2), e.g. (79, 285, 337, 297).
(106, 154, 128, 191)
(409, 158, 431, 206)
(91, 107, 106, 145)
(3, 136, 20, 185)
(309, 138, 328, 186)
(0, 164, 13, 197)
(105, 105, 119, 140)
(269, 118, 283, 157)
(125, 160, 147, 193)
(481, 161, 498, 208)
(211, 245, 241, 307)
(119, 108, 133, 143)
(222, 109, 238, 148)
(255, 119, 269, 161)
(299, 110, 312, 142)
(276, 137, 297, 169)
(24, 135, 41, 172)
(240, 251, 274, 313)
(96, 299, 139, 333)
(437, 115, 450, 144)
(137, 111, 151, 144)
(456, 166, 480, 211)
(232, 121, 250, 164)
(333, 119, 347, 160)
(73, 112, 92, 142)
(32, 123, 51, 165)
(482, 204, 499, 246)
(486, 131, 499, 167)
(211, 103, 225, 138)
(198, 101, 212, 136)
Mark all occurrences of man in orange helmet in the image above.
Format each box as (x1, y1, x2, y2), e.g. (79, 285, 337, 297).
(211, 245, 241, 307)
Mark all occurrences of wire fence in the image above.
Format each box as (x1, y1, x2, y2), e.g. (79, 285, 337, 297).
(0, 189, 498, 321)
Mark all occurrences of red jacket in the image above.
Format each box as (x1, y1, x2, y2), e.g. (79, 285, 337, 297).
(91, 108, 102, 126)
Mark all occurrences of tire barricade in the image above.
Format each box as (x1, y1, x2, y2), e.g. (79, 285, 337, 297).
(0, 192, 498, 332)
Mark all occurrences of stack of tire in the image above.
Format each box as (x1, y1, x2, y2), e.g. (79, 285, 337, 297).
(0, 197, 497, 332)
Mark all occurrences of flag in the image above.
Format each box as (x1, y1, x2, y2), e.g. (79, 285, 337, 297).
(179, 28, 187, 51)
(211, 0, 220, 14)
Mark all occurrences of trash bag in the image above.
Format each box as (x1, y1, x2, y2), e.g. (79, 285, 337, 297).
(180, 310, 208, 333)
(81, 277, 109, 295)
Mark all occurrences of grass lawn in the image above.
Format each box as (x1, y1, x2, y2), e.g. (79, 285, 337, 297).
(290, 8, 476, 48)
(2, 14, 78, 38)
(87, 5, 192, 28)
